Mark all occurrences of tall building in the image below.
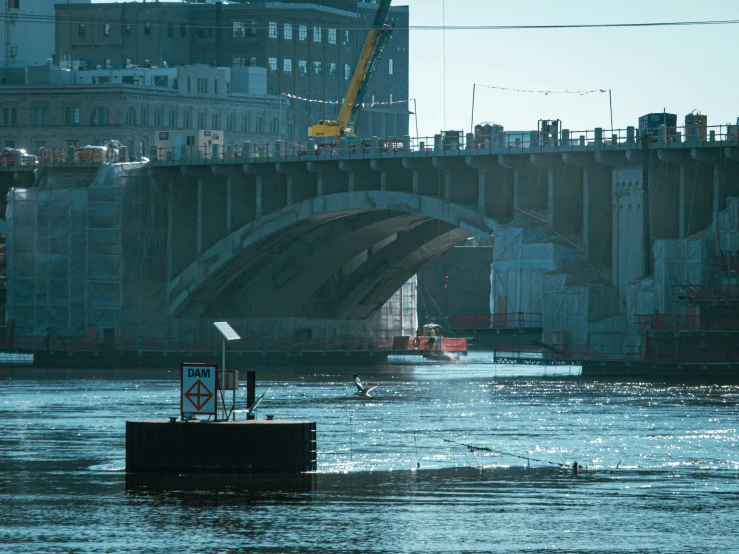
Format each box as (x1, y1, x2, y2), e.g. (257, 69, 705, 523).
(0, 0, 91, 68)
(54, 0, 410, 143)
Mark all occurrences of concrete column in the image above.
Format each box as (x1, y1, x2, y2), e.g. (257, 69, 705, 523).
(562, 153, 613, 267)
(466, 156, 514, 221)
(530, 153, 583, 237)
(306, 161, 348, 196)
(658, 150, 712, 238)
(370, 159, 412, 193)
(433, 157, 477, 209)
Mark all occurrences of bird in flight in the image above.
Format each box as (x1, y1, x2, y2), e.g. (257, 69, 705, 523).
(353, 373, 378, 398)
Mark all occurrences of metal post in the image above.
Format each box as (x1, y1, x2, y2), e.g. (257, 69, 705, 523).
(609, 89, 614, 136)
(247, 370, 256, 420)
(413, 99, 419, 147)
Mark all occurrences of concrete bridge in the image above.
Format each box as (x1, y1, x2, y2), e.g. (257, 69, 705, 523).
(2, 130, 738, 345)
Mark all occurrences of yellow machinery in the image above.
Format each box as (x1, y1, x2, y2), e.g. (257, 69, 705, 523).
(308, 0, 394, 141)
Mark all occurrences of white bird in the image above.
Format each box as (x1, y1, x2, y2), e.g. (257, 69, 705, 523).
(353, 373, 378, 398)
(247, 392, 265, 418)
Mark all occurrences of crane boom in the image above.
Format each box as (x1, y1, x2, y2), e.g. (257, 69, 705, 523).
(308, 0, 394, 141)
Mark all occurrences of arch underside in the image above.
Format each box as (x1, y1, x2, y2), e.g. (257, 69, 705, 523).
(169, 192, 498, 320)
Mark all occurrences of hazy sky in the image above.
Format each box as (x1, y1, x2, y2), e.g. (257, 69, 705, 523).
(92, 0, 739, 137)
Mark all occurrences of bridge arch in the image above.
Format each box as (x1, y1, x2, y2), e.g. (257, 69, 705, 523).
(168, 191, 499, 319)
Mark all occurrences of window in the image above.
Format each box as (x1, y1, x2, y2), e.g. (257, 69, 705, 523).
(104, 58, 111, 69)
(388, 58, 394, 75)
(241, 113, 250, 132)
(8, 0, 19, 9)
(197, 77, 208, 94)
(1, 107, 16, 126)
(283, 58, 292, 75)
(313, 61, 322, 76)
(90, 107, 109, 126)
(33, 107, 49, 126)
(154, 109, 162, 127)
(167, 23, 174, 37)
(103, 23, 110, 36)
(64, 107, 80, 125)
(271, 117, 280, 136)
(328, 62, 337, 79)
(144, 58, 151, 68)
(168, 110, 177, 128)
(344, 29, 351, 45)
(313, 26, 322, 42)
(298, 25, 307, 41)
(141, 107, 149, 126)
(248, 21, 258, 37)
(153, 75, 168, 87)
(126, 107, 137, 126)
(344, 63, 351, 80)
(122, 76, 135, 84)
(92, 76, 110, 84)
(233, 22, 245, 38)
(255, 115, 264, 134)
(212, 113, 220, 129)
(144, 23, 151, 36)
(187, 77, 191, 93)
(183, 111, 191, 129)
(233, 56, 247, 67)
(125, 23, 132, 37)
(197, 112, 206, 129)
(78, 24, 85, 37)
(226, 113, 235, 132)
(298, 60, 307, 77)
(268, 57, 278, 74)
(269, 21, 278, 39)
(284, 23, 292, 40)
(328, 28, 336, 44)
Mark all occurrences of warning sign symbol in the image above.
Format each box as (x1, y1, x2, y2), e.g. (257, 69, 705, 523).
(185, 379, 213, 411)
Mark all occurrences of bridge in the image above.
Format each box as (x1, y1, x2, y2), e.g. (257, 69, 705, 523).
(2, 126, 738, 352)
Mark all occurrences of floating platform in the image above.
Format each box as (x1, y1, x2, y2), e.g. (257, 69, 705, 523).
(126, 419, 316, 474)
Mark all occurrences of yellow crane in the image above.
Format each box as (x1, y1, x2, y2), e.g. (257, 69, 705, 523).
(308, 0, 394, 141)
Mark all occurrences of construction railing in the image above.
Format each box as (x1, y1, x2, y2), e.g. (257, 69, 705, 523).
(0, 334, 467, 354)
(451, 313, 543, 330)
(636, 314, 739, 333)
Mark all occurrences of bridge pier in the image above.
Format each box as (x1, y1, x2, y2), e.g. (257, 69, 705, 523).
(401, 158, 439, 196)
(562, 153, 612, 267)
(246, 164, 288, 215)
(658, 150, 713, 238)
(306, 161, 347, 196)
(276, 163, 317, 204)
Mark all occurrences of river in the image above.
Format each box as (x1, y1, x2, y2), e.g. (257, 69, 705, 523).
(1, 361, 738, 553)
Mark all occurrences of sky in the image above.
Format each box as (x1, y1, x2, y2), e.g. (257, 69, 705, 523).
(92, 0, 739, 138)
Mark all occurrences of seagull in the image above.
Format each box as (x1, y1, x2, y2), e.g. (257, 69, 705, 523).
(247, 392, 265, 418)
(353, 373, 378, 398)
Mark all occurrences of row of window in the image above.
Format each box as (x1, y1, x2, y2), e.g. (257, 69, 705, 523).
(0, 106, 279, 134)
(264, 23, 348, 45)
(77, 21, 354, 46)
(268, 58, 395, 78)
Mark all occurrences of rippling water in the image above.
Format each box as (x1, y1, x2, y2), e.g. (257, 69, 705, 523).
(1, 362, 739, 553)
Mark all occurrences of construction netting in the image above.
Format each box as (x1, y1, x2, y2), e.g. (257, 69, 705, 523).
(491, 214, 579, 316)
(370, 276, 418, 341)
(542, 261, 619, 350)
(652, 229, 715, 315)
(718, 197, 739, 252)
(6, 162, 168, 339)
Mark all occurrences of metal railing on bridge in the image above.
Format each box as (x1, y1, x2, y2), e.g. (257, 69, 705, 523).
(4, 123, 736, 171)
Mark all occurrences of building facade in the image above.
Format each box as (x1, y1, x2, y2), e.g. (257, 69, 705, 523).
(54, 0, 410, 143)
(0, 65, 284, 153)
(0, 0, 91, 68)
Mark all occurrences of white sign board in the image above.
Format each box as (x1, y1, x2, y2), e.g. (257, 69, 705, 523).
(181, 363, 218, 417)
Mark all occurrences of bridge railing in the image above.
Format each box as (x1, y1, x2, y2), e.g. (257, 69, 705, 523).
(9, 123, 737, 170)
